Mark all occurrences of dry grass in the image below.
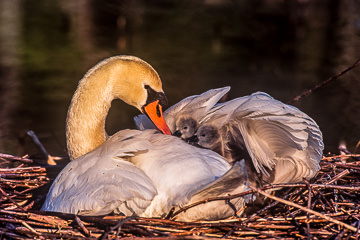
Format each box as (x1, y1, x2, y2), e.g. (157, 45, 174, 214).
(0, 152, 360, 239)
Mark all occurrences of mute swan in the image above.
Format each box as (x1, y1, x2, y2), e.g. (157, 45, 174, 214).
(136, 89, 324, 185)
(41, 56, 250, 221)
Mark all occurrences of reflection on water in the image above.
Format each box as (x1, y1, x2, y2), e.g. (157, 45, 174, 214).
(0, 0, 359, 156)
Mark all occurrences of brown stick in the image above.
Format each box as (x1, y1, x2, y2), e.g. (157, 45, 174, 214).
(100, 216, 136, 240)
(0, 228, 32, 240)
(250, 186, 360, 233)
(21, 221, 39, 236)
(75, 215, 91, 237)
(0, 153, 33, 163)
(324, 169, 350, 185)
(26, 130, 52, 163)
(171, 182, 360, 219)
(305, 180, 312, 240)
(0, 187, 26, 212)
(321, 154, 360, 161)
(170, 189, 255, 219)
(290, 58, 360, 103)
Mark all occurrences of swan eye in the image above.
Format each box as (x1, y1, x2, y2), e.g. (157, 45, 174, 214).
(183, 126, 188, 130)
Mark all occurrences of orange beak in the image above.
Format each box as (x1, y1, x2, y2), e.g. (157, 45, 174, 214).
(143, 100, 171, 135)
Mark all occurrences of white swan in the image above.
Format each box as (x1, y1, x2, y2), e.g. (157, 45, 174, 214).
(41, 56, 250, 221)
(135, 89, 324, 186)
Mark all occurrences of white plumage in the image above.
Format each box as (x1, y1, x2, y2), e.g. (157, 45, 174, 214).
(135, 89, 324, 185)
(42, 55, 323, 221)
(42, 129, 243, 220)
(198, 91, 323, 184)
(41, 56, 250, 221)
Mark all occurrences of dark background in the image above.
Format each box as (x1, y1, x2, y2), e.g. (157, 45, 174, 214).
(0, 0, 359, 157)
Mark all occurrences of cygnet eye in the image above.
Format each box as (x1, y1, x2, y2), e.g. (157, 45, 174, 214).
(183, 126, 188, 130)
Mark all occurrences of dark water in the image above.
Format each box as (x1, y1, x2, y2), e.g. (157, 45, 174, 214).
(0, 0, 359, 158)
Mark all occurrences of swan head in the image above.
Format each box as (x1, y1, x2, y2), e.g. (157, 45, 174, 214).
(109, 56, 171, 135)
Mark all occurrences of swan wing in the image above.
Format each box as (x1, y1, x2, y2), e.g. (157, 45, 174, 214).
(42, 129, 232, 219)
(199, 95, 249, 126)
(134, 87, 231, 132)
(41, 130, 158, 216)
(229, 92, 323, 182)
(175, 161, 251, 221)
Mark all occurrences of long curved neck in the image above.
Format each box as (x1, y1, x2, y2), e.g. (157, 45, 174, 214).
(65, 56, 164, 160)
(66, 67, 114, 160)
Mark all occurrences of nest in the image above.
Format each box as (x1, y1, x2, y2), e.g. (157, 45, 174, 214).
(0, 152, 360, 239)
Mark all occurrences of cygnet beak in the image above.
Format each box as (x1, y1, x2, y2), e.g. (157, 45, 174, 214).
(172, 130, 182, 137)
(186, 135, 199, 145)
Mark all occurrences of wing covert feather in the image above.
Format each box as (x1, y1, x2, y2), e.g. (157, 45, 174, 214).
(41, 130, 159, 216)
(200, 91, 323, 183)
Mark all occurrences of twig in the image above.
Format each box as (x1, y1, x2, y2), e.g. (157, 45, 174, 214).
(21, 221, 39, 236)
(305, 180, 312, 240)
(26, 131, 50, 159)
(338, 143, 360, 161)
(237, 225, 283, 239)
(324, 169, 350, 185)
(321, 154, 360, 161)
(243, 187, 296, 224)
(75, 215, 91, 237)
(171, 182, 360, 220)
(250, 186, 360, 233)
(0, 187, 26, 212)
(100, 216, 136, 240)
(290, 58, 360, 103)
(164, 207, 175, 219)
(171, 189, 255, 219)
(0, 228, 33, 240)
(0, 153, 33, 163)
(26, 130, 57, 165)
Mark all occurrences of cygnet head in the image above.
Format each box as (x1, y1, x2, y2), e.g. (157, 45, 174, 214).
(173, 116, 198, 139)
(196, 125, 221, 150)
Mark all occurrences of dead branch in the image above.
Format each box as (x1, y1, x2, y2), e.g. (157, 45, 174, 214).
(290, 58, 360, 103)
(250, 186, 360, 234)
(0, 153, 33, 163)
